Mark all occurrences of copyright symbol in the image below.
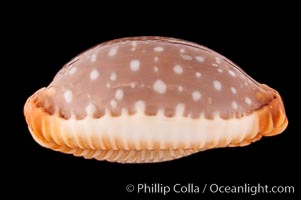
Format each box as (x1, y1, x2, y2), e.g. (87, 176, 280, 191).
(126, 184, 134, 192)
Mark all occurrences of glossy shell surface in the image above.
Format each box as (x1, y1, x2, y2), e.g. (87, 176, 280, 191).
(24, 37, 288, 163)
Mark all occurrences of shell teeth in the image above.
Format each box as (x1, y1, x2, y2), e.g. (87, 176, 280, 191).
(27, 105, 263, 162)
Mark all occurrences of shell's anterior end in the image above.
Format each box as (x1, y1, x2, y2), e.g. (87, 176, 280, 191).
(24, 36, 288, 163)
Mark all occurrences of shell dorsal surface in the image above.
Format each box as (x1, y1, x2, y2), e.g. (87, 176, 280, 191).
(43, 37, 274, 119)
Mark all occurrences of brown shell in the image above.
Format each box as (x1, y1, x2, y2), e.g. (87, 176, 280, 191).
(24, 36, 288, 163)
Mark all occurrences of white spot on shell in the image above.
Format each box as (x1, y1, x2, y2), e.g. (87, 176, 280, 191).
(245, 97, 252, 105)
(173, 65, 183, 74)
(231, 87, 237, 94)
(195, 72, 202, 78)
(154, 47, 164, 52)
(64, 90, 73, 103)
(178, 86, 183, 92)
(115, 89, 124, 101)
(232, 101, 238, 110)
(110, 72, 117, 81)
(69, 67, 77, 75)
(154, 66, 159, 72)
(91, 54, 97, 62)
(135, 100, 145, 113)
(153, 79, 167, 94)
(131, 41, 137, 51)
(228, 70, 236, 77)
(90, 69, 99, 80)
(216, 59, 221, 64)
(131, 41, 137, 47)
(217, 68, 223, 73)
(212, 63, 218, 67)
(195, 56, 205, 62)
(213, 80, 222, 91)
(86, 103, 97, 116)
(130, 82, 136, 88)
(182, 55, 192, 60)
(106, 83, 111, 88)
(108, 46, 118, 56)
(179, 48, 185, 53)
(192, 91, 202, 101)
(130, 59, 140, 71)
(154, 57, 159, 62)
(176, 104, 185, 116)
(110, 99, 117, 108)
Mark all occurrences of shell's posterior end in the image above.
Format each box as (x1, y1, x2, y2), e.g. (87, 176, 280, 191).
(256, 84, 288, 137)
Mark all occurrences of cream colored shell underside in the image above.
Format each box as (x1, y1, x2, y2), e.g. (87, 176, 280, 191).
(29, 108, 260, 163)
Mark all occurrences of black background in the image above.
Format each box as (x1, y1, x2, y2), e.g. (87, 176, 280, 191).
(7, 4, 299, 200)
